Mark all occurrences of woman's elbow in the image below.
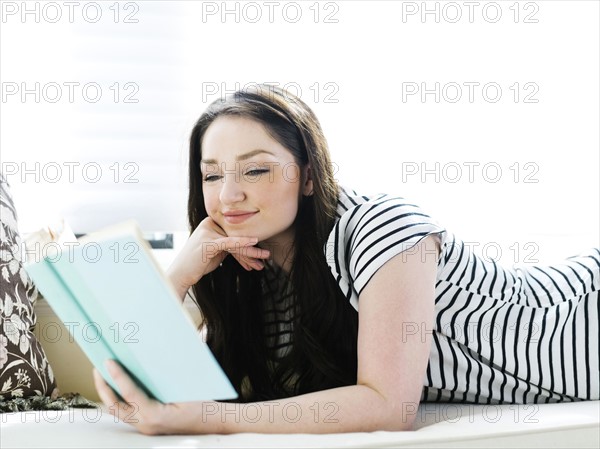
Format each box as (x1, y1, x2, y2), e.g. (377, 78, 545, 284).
(380, 400, 419, 431)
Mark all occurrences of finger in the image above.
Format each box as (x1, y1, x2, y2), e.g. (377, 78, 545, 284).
(216, 237, 259, 253)
(241, 255, 265, 269)
(237, 257, 252, 271)
(234, 254, 265, 271)
(94, 367, 141, 426)
(204, 216, 227, 235)
(105, 360, 150, 409)
(93, 368, 120, 408)
(227, 244, 270, 260)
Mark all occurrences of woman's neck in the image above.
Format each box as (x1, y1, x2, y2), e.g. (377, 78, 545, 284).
(258, 229, 295, 274)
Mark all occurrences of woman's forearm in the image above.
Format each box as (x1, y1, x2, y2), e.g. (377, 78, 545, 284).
(166, 266, 192, 302)
(171, 384, 415, 434)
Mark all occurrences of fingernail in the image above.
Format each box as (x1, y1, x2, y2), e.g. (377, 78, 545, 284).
(106, 360, 116, 371)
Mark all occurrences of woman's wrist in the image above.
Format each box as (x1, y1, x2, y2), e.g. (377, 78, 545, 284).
(166, 266, 193, 301)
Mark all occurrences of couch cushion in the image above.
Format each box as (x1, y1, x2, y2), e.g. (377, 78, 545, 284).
(0, 173, 58, 400)
(0, 401, 598, 448)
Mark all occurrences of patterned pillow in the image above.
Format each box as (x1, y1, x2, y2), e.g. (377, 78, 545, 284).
(0, 173, 59, 400)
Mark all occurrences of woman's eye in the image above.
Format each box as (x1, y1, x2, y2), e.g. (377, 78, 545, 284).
(244, 168, 269, 178)
(244, 169, 269, 177)
(203, 175, 221, 182)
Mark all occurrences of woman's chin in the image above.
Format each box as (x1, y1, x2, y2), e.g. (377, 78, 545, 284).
(224, 228, 262, 241)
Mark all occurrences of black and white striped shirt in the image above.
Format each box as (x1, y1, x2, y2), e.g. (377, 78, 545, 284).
(262, 185, 600, 404)
(261, 260, 294, 361)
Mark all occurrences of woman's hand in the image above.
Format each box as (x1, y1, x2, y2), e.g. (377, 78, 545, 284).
(93, 361, 169, 435)
(92, 360, 217, 435)
(167, 216, 270, 297)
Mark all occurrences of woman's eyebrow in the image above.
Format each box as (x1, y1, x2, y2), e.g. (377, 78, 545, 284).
(201, 149, 275, 165)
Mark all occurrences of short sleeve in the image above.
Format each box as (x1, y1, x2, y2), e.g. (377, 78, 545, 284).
(325, 191, 446, 310)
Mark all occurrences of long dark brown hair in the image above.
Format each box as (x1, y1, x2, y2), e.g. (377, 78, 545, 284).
(187, 84, 358, 402)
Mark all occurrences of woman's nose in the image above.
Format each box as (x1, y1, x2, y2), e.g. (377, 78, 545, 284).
(219, 172, 245, 204)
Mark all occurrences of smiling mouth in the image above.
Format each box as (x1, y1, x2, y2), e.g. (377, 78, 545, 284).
(223, 212, 258, 224)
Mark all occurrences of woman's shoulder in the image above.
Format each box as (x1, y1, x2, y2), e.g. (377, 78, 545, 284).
(336, 185, 390, 211)
(326, 184, 447, 308)
(334, 184, 427, 220)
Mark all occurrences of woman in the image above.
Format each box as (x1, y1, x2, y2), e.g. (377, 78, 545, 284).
(93, 84, 599, 435)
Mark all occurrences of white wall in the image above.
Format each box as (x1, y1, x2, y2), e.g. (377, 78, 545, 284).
(1, 1, 598, 266)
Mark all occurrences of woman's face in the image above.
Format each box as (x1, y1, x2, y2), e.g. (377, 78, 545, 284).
(200, 115, 312, 246)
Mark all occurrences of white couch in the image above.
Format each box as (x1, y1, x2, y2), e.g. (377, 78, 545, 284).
(1, 297, 598, 448)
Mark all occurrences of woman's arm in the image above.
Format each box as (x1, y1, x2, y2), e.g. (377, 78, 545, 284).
(166, 216, 271, 302)
(94, 235, 439, 434)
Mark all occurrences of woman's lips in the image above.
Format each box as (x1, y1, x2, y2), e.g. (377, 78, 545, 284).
(223, 212, 258, 224)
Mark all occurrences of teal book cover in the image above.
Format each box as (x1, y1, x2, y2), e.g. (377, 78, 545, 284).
(24, 220, 237, 404)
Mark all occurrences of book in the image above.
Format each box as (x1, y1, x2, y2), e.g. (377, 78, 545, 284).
(24, 219, 237, 403)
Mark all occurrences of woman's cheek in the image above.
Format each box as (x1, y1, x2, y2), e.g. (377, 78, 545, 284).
(203, 191, 219, 215)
